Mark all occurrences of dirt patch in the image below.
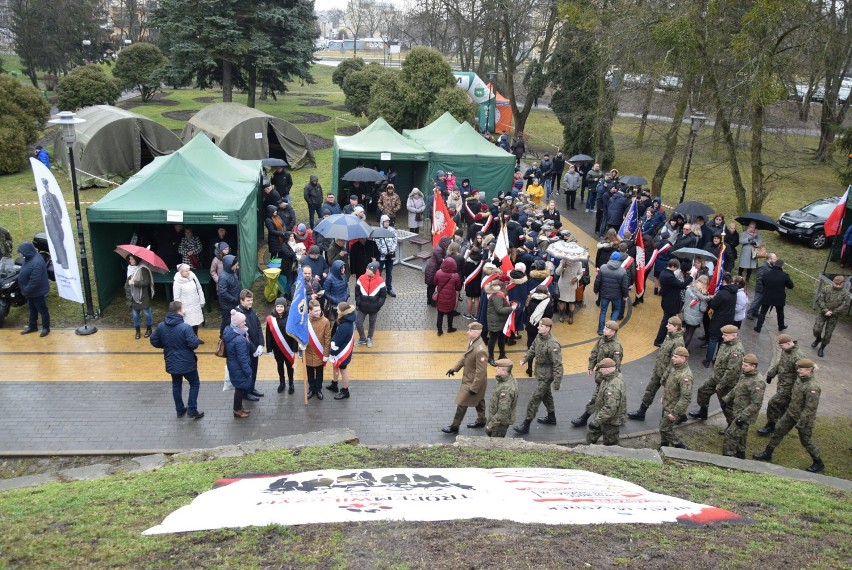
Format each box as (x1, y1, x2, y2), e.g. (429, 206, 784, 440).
(0, 456, 125, 480)
(118, 97, 180, 110)
(286, 112, 331, 125)
(329, 105, 349, 112)
(162, 110, 197, 121)
(300, 98, 331, 107)
(305, 133, 333, 151)
(193, 96, 219, 104)
(336, 125, 361, 136)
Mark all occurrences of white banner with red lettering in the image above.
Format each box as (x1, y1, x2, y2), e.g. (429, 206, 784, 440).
(144, 468, 746, 534)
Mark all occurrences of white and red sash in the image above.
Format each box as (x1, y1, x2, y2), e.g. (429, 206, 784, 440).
(538, 275, 554, 289)
(464, 260, 484, 287)
(307, 320, 326, 363)
(644, 242, 672, 272)
(266, 315, 295, 365)
(330, 335, 354, 369)
(481, 271, 500, 288)
(621, 256, 635, 270)
(502, 306, 517, 337)
(480, 213, 493, 234)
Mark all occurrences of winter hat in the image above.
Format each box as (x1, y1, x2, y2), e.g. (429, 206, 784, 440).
(509, 269, 525, 280)
(610, 251, 621, 261)
(230, 309, 246, 327)
(524, 240, 535, 250)
(497, 274, 510, 283)
(266, 205, 278, 216)
(274, 297, 287, 307)
(367, 261, 380, 273)
(380, 214, 391, 225)
(514, 262, 527, 273)
(295, 223, 307, 237)
(310, 175, 318, 182)
(514, 180, 524, 189)
(216, 241, 230, 253)
(308, 245, 321, 255)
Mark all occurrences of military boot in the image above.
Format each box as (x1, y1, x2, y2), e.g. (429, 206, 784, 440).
(757, 422, 775, 436)
(811, 335, 821, 348)
(753, 446, 774, 461)
(144, 325, 152, 338)
(525, 364, 533, 377)
(806, 455, 825, 473)
(537, 412, 557, 425)
(688, 406, 708, 420)
(627, 404, 648, 421)
(135, 326, 141, 340)
(570, 411, 590, 427)
(734, 451, 746, 459)
(513, 419, 531, 434)
(817, 343, 827, 358)
(326, 381, 339, 393)
(334, 388, 350, 400)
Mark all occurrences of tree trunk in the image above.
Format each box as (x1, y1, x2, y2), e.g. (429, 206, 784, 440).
(816, 102, 838, 162)
(635, 79, 655, 147)
(222, 59, 233, 103)
(749, 102, 766, 212)
(651, 76, 691, 198)
(246, 64, 257, 108)
(706, 70, 748, 213)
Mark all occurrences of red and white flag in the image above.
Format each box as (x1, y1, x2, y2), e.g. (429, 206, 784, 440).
(493, 226, 515, 274)
(825, 186, 849, 237)
(432, 189, 457, 247)
(503, 307, 516, 337)
(634, 230, 646, 298)
(708, 242, 725, 294)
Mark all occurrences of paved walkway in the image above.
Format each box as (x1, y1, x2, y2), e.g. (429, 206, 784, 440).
(0, 206, 848, 454)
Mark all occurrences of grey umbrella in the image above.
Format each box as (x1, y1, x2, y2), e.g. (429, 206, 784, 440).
(262, 158, 287, 167)
(568, 154, 594, 162)
(369, 226, 397, 239)
(341, 167, 387, 183)
(313, 214, 373, 240)
(619, 175, 648, 186)
(672, 247, 717, 261)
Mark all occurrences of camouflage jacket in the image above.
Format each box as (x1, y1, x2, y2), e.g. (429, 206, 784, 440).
(766, 343, 803, 392)
(722, 370, 766, 425)
(712, 339, 745, 394)
(592, 371, 627, 426)
(785, 373, 821, 428)
(654, 331, 685, 377)
(588, 334, 624, 371)
(487, 373, 518, 427)
(816, 285, 850, 315)
(525, 332, 564, 387)
(662, 362, 693, 417)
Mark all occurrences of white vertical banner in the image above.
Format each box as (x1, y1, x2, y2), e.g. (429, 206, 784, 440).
(29, 158, 84, 304)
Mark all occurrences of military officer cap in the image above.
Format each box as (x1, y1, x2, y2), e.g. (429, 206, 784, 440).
(468, 322, 483, 331)
(742, 353, 758, 365)
(667, 316, 682, 326)
(777, 334, 793, 344)
(605, 320, 619, 331)
(495, 358, 514, 369)
(721, 324, 739, 334)
(596, 358, 617, 369)
(539, 317, 553, 327)
(833, 275, 845, 285)
(795, 358, 815, 369)
(673, 346, 690, 357)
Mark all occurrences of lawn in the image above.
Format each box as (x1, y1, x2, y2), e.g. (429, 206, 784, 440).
(0, 444, 849, 569)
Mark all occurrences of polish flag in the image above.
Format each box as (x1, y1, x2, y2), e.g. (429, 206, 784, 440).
(634, 230, 646, 298)
(432, 189, 457, 246)
(708, 242, 725, 294)
(493, 226, 515, 274)
(825, 186, 849, 237)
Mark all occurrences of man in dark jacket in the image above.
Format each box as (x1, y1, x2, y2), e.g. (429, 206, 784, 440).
(217, 255, 240, 336)
(594, 251, 630, 336)
(234, 289, 265, 400)
(17, 242, 50, 336)
(747, 253, 776, 319)
(754, 259, 794, 333)
(654, 258, 693, 345)
(272, 166, 293, 203)
(551, 150, 565, 195)
(671, 223, 699, 269)
(150, 301, 203, 419)
(265, 205, 286, 258)
(704, 274, 738, 367)
(605, 190, 630, 231)
(277, 198, 297, 231)
(303, 175, 324, 228)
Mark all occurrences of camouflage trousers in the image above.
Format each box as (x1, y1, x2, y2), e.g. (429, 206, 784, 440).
(525, 378, 555, 421)
(488, 424, 509, 438)
(722, 422, 749, 456)
(765, 385, 793, 424)
(659, 414, 683, 447)
(586, 422, 621, 446)
(583, 383, 600, 415)
(450, 401, 486, 429)
(769, 415, 821, 459)
(697, 379, 734, 423)
(640, 373, 663, 409)
(813, 314, 839, 344)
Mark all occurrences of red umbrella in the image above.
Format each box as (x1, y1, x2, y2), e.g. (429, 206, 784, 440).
(115, 244, 170, 274)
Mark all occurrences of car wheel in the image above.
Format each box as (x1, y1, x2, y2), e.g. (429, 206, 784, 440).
(809, 232, 827, 249)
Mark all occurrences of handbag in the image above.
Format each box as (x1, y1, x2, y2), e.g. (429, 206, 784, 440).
(752, 244, 767, 260)
(215, 338, 227, 358)
(222, 366, 234, 392)
(415, 212, 423, 222)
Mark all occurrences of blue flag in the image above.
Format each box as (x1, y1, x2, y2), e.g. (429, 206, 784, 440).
(617, 198, 639, 240)
(286, 271, 309, 348)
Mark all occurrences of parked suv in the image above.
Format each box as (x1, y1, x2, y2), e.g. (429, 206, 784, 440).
(776, 196, 842, 249)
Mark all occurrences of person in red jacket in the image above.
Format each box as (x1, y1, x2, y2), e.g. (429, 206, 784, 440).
(434, 257, 462, 336)
(355, 262, 387, 348)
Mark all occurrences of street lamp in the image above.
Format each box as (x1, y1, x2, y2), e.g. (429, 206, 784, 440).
(484, 70, 496, 134)
(82, 39, 91, 64)
(678, 112, 706, 204)
(48, 111, 98, 336)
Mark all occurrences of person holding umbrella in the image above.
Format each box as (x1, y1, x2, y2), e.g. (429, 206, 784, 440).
(126, 254, 154, 339)
(738, 222, 763, 282)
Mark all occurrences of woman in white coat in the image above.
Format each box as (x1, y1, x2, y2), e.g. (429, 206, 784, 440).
(173, 263, 206, 342)
(407, 187, 426, 234)
(556, 258, 583, 323)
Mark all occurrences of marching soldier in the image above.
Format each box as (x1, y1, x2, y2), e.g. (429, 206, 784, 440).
(486, 358, 519, 438)
(586, 358, 627, 445)
(660, 346, 693, 449)
(757, 334, 803, 436)
(513, 318, 564, 434)
(572, 320, 624, 427)
(812, 275, 850, 357)
(628, 316, 685, 421)
(442, 322, 488, 434)
(721, 353, 765, 458)
(688, 324, 744, 423)
(753, 359, 824, 473)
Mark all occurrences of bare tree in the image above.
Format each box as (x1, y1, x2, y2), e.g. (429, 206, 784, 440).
(344, 0, 369, 55)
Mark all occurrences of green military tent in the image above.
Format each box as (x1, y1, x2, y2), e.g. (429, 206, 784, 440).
(401, 111, 460, 145)
(404, 119, 515, 200)
(87, 134, 262, 309)
(331, 117, 430, 202)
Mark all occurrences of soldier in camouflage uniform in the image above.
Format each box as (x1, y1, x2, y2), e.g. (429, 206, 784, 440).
(513, 318, 564, 434)
(586, 358, 627, 445)
(572, 320, 623, 427)
(487, 358, 519, 438)
(721, 353, 765, 458)
(754, 358, 824, 473)
(628, 316, 685, 421)
(660, 346, 693, 449)
(688, 324, 744, 423)
(757, 334, 802, 436)
(811, 275, 850, 358)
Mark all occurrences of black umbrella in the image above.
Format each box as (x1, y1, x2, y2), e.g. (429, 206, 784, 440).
(568, 154, 594, 162)
(672, 247, 717, 261)
(735, 212, 778, 231)
(314, 214, 372, 240)
(262, 158, 287, 167)
(619, 175, 648, 186)
(369, 226, 396, 239)
(673, 200, 714, 221)
(341, 167, 387, 183)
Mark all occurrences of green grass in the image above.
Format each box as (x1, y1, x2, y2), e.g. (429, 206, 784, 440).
(0, 445, 849, 568)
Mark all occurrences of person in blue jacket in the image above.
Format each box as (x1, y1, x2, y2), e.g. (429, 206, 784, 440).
(323, 259, 350, 317)
(34, 145, 50, 168)
(327, 302, 357, 400)
(217, 255, 240, 336)
(223, 310, 254, 418)
(17, 242, 50, 336)
(149, 301, 204, 420)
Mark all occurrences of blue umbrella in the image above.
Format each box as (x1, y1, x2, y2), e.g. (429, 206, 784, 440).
(314, 214, 372, 240)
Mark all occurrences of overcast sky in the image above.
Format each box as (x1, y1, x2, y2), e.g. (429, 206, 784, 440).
(315, 0, 348, 12)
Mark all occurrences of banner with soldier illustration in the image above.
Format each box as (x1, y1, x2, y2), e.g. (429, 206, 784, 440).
(144, 468, 748, 534)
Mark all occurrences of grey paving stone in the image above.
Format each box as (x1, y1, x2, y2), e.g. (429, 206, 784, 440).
(0, 472, 59, 491)
(57, 463, 115, 482)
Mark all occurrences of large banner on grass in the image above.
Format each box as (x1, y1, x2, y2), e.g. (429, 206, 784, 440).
(144, 468, 747, 535)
